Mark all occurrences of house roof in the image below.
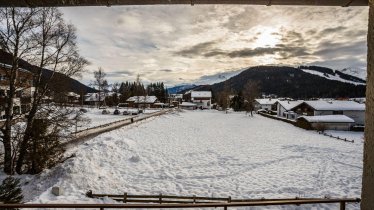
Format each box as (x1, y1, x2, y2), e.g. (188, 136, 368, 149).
(297, 115, 355, 123)
(255, 98, 278, 105)
(304, 100, 365, 111)
(278, 100, 303, 111)
(67, 92, 80, 97)
(126, 96, 158, 103)
(191, 91, 212, 98)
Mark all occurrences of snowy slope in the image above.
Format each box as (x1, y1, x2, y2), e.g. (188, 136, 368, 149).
(16, 110, 363, 210)
(167, 84, 196, 94)
(301, 69, 366, 85)
(194, 68, 245, 85)
(168, 68, 245, 94)
(340, 67, 367, 81)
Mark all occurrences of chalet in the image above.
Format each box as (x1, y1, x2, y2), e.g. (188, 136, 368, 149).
(0, 63, 34, 118)
(126, 96, 158, 108)
(184, 91, 212, 109)
(254, 98, 278, 111)
(292, 100, 365, 125)
(66, 92, 80, 104)
(277, 100, 304, 120)
(296, 115, 355, 131)
(84, 92, 105, 106)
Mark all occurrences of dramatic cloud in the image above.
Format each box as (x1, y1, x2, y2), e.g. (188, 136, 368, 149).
(60, 5, 368, 85)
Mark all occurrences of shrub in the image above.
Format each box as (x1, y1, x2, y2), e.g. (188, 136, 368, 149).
(0, 176, 23, 204)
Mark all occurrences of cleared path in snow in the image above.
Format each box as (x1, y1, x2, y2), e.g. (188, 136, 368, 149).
(26, 110, 363, 210)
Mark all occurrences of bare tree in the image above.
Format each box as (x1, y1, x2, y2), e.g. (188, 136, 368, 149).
(15, 7, 87, 174)
(135, 74, 143, 111)
(243, 80, 260, 117)
(92, 67, 108, 108)
(218, 81, 231, 113)
(0, 8, 39, 174)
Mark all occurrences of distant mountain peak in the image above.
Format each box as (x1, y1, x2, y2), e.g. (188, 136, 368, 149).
(299, 66, 366, 85)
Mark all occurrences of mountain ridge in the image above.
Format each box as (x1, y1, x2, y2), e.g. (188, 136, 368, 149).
(172, 65, 366, 98)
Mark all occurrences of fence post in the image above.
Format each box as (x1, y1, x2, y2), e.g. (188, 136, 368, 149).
(123, 192, 127, 203)
(340, 201, 346, 210)
(159, 193, 162, 204)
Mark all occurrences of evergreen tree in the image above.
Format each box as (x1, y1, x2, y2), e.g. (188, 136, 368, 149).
(0, 176, 23, 204)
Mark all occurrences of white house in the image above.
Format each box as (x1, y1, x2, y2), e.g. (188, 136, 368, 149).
(297, 115, 355, 131)
(277, 100, 304, 120)
(295, 100, 365, 125)
(185, 91, 212, 109)
(254, 98, 278, 111)
(84, 92, 105, 106)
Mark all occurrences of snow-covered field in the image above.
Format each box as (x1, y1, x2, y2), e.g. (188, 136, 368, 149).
(77, 107, 161, 130)
(17, 110, 363, 209)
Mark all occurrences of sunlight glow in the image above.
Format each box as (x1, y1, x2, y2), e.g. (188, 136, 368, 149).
(253, 27, 281, 48)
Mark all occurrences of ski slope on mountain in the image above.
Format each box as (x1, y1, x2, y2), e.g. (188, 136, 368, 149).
(340, 68, 367, 81)
(20, 110, 363, 210)
(301, 69, 365, 85)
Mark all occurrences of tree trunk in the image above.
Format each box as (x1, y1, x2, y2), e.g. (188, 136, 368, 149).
(361, 1, 374, 209)
(15, 105, 37, 174)
(3, 82, 15, 174)
(3, 121, 13, 174)
(3, 56, 18, 174)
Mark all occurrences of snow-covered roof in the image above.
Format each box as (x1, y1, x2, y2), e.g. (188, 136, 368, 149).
(67, 92, 80, 97)
(298, 115, 355, 123)
(180, 102, 197, 107)
(278, 100, 303, 110)
(126, 96, 158, 103)
(85, 93, 105, 102)
(304, 100, 365, 111)
(255, 98, 278, 105)
(191, 91, 212, 98)
(170, 94, 183, 99)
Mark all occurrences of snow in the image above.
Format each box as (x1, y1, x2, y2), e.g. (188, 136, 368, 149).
(84, 93, 105, 102)
(15, 110, 363, 210)
(340, 68, 367, 81)
(278, 100, 303, 110)
(305, 100, 365, 111)
(180, 102, 197, 107)
(301, 69, 365, 86)
(191, 91, 212, 98)
(324, 130, 364, 142)
(193, 68, 245, 85)
(77, 107, 160, 130)
(126, 96, 158, 103)
(255, 98, 278, 105)
(298, 115, 355, 123)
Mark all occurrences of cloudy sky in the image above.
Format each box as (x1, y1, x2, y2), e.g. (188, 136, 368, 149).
(61, 5, 368, 86)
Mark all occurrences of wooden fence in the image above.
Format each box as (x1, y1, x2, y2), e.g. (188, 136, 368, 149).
(62, 109, 173, 147)
(0, 192, 359, 210)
